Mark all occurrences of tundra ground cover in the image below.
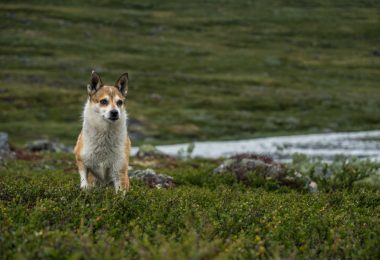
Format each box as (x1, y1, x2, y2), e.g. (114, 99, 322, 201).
(1, 153, 379, 259)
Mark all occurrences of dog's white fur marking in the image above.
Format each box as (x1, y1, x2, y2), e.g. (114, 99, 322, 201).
(79, 169, 88, 189)
(80, 99, 127, 189)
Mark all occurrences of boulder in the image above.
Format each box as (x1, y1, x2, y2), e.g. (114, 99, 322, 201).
(214, 153, 285, 177)
(25, 139, 72, 153)
(129, 168, 174, 189)
(214, 153, 318, 193)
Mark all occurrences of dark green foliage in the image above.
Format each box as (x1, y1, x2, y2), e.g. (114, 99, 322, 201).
(290, 154, 380, 191)
(1, 155, 379, 259)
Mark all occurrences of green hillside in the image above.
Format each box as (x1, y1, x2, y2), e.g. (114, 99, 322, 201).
(1, 0, 379, 146)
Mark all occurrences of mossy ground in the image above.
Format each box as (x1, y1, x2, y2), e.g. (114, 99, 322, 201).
(1, 0, 379, 145)
(1, 153, 379, 259)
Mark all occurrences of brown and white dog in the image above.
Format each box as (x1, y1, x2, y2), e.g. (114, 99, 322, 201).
(74, 71, 131, 193)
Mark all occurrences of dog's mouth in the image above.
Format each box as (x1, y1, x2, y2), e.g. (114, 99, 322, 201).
(103, 114, 119, 122)
(108, 116, 119, 122)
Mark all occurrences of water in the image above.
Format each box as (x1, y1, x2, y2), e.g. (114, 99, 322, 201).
(131, 130, 380, 162)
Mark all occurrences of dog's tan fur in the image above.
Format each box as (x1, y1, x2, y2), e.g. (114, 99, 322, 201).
(74, 71, 131, 193)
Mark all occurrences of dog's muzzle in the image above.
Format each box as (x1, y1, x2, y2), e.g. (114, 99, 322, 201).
(109, 110, 119, 121)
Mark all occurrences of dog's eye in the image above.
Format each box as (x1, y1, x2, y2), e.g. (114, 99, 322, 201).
(100, 99, 108, 105)
(116, 100, 123, 107)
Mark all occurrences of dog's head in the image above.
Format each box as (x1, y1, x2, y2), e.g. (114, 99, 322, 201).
(86, 71, 128, 123)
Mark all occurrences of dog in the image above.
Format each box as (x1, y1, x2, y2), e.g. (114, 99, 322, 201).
(74, 71, 131, 193)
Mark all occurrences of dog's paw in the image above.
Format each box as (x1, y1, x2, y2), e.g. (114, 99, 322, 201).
(114, 186, 128, 196)
(117, 188, 128, 196)
(80, 183, 90, 191)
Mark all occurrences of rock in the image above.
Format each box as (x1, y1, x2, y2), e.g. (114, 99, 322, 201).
(372, 50, 380, 57)
(0, 132, 14, 161)
(213, 158, 235, 174)
(129, 168, 174, 188)
(136, 144, 166, 159)
(214, 153, 318, 192)
(25, 139, 72, 153)
(308, 181, 318, 193)
(214, 154, 285, 177)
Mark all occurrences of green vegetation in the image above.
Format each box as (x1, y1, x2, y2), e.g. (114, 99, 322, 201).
(1, 0, 379, 145)
(1, 154, 379, 258)
(1, 1, 379, 258)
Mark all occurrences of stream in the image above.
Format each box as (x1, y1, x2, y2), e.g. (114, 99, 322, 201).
(131, 130, 380, 162)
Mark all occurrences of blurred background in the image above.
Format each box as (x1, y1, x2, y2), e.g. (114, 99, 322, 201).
(1, 0, 379, 147)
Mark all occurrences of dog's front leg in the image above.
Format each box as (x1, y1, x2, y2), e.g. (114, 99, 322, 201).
(79, 169, 89, 190)
(76, 160, 90, 190)
(113, 167, 130, 194)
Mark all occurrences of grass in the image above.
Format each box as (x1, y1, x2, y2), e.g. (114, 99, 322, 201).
(1, 153, 380, 258)
(1, 0, 380, 146)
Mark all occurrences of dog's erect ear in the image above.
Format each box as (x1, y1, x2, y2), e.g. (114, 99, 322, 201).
(87, 70, 103, 95)
(115, 73, 128, 96)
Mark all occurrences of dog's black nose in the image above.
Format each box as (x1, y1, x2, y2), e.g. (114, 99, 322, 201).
(110, 110, 119, 120)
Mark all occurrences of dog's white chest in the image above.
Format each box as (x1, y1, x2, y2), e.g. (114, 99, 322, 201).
(82, 132, 125, 181)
